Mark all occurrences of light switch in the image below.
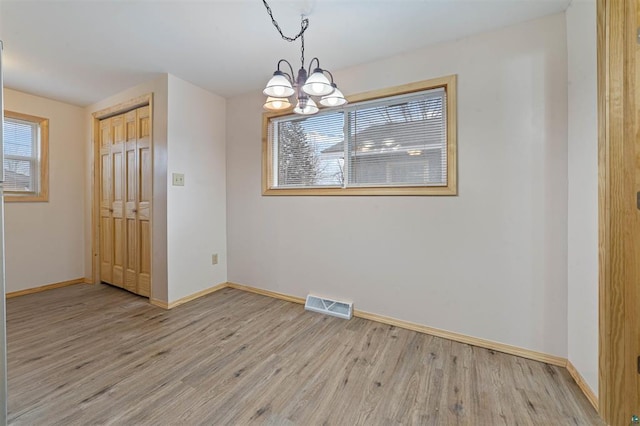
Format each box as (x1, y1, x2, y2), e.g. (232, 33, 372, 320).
(172, 173, 185, 186)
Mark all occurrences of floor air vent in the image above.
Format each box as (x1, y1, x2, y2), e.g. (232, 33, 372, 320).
(305, 295, 353, 320)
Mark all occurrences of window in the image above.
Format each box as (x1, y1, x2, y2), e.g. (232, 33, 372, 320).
(263, 75, 457, 196)
(3, 111, 49, 202)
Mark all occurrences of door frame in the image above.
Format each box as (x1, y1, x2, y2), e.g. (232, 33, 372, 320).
(597, 0, 640, 424)
(91, 93, 154, 298)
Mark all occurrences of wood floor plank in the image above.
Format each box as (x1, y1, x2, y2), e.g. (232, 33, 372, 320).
(6, 284, 603, 425)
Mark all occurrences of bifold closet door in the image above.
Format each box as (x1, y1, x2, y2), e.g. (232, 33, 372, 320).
(124, 110, 138, 294)
(122, 106, 151, 297)
(99, 118, 113, 285)
(135, 106, 152, 297)
(100, 114, 125, 289)
(99, 106, 151, 297)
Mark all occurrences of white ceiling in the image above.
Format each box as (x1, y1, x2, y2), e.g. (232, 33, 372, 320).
(0, 0, 571, 107)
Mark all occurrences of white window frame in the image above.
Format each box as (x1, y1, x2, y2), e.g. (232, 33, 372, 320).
(262, 75, 457, 196)
(3, 111, 49, 202)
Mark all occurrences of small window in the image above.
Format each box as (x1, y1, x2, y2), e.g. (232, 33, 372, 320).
(263, 75, 457, 196)
(3, 111, 49, 202)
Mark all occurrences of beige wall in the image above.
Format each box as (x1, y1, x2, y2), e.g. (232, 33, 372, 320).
(4, 89, 86, 292)
(226, 13, 569, 357)
(85, 75, 169, 302)
(166, 75, 227, 302)
(566, 0, 598, 397)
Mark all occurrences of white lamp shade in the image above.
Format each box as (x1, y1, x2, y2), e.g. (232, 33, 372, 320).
(302, 69, 334, 96)
(320, 86, 348, 107)
(264, 73, 295, 98)
(263, 97, 292, 111)
(293, 98, 319, 115)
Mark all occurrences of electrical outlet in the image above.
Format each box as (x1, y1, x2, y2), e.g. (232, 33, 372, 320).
(172, 173, 185, 186)
(212, 254, 218, 265)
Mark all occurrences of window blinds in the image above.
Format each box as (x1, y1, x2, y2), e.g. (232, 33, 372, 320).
(3, 117, 37, 192)
(347, 88, 446, 186)
(270, 87, 447, 189)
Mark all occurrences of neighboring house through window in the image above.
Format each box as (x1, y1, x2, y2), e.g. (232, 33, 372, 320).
(263, 75, 457, 196)
(2, 111, 49, 202)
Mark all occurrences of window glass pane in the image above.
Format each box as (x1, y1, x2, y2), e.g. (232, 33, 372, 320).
(273, 111, 344, 187)
(4, 158, 33, 192)
(4, 119, 35, 157)
(348, 89, 447, 186)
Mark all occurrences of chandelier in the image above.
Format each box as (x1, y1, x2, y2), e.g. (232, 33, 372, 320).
(261, 0, 347, 115)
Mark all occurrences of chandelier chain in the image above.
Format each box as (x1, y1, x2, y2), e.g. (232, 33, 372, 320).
(261, 0, 309, 43)
(300, 34, 305, 69)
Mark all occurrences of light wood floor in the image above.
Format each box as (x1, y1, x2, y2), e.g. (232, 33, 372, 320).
(6, 284, 602, 425)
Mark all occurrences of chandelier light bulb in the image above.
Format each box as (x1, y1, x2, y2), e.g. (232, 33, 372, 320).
(319, 84, 348, 107)
(293, 98, 319, 115)
(263, 96, 292, 111)
(264, 71, 295, 98)
(323, 96, 339, 107)
(302, 68, 334, 97)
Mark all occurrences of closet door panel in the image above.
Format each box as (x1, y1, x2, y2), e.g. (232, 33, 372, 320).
(110, 115, 125, 288)
(136, 106, 152, 297)
(99, 119, 113, 284)
(124, 110, 138, 293)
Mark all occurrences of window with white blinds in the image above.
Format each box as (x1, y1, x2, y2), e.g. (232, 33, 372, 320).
(264, 75, 457, 195)
(3, 111, 49, 201)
